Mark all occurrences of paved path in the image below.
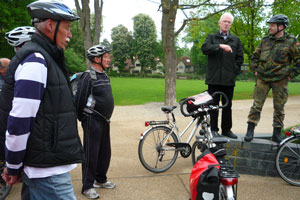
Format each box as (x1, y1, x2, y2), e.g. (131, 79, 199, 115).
(6, 96, 300, 200)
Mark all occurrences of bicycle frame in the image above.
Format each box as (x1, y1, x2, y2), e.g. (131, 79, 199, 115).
(143, 110, 207, 148)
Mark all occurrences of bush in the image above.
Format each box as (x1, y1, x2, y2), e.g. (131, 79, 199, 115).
(290, 74, 300, 82)
(65, 48, 86, 74)
(236, 72, 255, 81)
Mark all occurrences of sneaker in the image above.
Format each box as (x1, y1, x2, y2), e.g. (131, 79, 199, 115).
(93, 181, 116, 189)
(83, 188, 100, 199)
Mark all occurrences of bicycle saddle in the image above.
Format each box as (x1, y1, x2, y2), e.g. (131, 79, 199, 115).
(161, 106, 177, 113)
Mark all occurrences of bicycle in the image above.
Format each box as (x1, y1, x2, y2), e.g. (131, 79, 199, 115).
(138, 91, 216, 173)
(275, 126, 300, 186)
(138, 91, 239, 199)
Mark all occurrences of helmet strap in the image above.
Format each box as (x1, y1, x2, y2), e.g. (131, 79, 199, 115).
(92, 56, 104, 71)
(271, 24, 285, 37)
(53, 21, 61, 45)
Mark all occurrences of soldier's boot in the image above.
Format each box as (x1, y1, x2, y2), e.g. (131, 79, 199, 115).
(272, 127, 283, 143)
(244, 122, 255, 142)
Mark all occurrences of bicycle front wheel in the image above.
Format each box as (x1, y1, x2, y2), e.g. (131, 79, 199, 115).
(138, 126, 179, 173)
(276, 135, 300, 186)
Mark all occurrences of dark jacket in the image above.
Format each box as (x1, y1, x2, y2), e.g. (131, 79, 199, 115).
(75, 68, 114, 122)
(0, 34, 84, 167)
(201, 32, 244, 86)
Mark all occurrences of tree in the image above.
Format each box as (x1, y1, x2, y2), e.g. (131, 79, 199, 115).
(111, 25, 133, 72)
(133, 14, 157, 72)
(0, 0, 34, 58)
(100, 38, 111, 49)
(68, 20, 85, 58)
(161, 0, 179, 106)
(184, 16, 219, 75)
(272, 0, 300, 40)
(74, 0, 103, 62)
(228, 0, 268, 62)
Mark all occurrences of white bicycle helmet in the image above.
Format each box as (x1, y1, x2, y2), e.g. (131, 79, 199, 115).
(5, 26, 36, 47)
(87, 45, 111, 62)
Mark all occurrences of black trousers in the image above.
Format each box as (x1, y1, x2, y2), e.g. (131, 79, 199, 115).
(208, 85, 234, 133)
(81, 115, 111, 192)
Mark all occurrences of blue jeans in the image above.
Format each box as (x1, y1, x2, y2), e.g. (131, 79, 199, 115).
(22, 172, 76, 200)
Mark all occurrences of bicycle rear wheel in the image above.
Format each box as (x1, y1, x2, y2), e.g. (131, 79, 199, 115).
(138, 126, 179, 173)
(275, 135, 300, 186)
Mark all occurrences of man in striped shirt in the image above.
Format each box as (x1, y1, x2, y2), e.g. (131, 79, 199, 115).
(0, 1, 84, 199)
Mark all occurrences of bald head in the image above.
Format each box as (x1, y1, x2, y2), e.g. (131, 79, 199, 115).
(0, 58, 10, 75)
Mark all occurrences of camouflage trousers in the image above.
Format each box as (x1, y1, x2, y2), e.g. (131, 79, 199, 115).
(247, 78, 289, 128)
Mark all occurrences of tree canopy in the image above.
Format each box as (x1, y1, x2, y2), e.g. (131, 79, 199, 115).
(0, 0, 34, 58)
(111, 25, 133, 72)
(133, 14, 157, 72)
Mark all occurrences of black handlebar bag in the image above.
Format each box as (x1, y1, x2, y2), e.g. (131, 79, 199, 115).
(189, 149, 220, 200)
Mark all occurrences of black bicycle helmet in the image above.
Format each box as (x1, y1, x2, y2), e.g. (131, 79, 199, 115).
(267, 14, 289, 28)
(87, 45, 111, 62)
(27, 0, 79, 23)
(5, 26, 35, 47)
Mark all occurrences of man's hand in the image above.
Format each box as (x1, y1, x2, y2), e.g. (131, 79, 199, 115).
(1, 167, 21, 186)
(219, 44, 233, 53)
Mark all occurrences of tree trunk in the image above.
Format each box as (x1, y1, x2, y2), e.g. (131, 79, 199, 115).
(161, 0, 178, 106)
(74, 0, 103, 66)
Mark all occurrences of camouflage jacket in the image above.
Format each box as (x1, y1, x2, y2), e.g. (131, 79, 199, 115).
(250, 33, 300, 82)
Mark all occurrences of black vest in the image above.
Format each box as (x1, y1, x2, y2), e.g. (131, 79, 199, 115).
(0, 34, 84, 167)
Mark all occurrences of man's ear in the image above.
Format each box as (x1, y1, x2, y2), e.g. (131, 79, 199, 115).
(45, 19, 56, 33)
(94, 57, 101, 63)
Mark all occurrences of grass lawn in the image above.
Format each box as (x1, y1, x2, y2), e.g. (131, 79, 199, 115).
(110, 77, 300, 106)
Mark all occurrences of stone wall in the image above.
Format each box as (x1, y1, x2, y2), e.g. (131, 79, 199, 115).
(225, 136, 279, 177)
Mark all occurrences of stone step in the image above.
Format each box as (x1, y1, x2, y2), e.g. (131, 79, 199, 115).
(224, 135, 280, 177)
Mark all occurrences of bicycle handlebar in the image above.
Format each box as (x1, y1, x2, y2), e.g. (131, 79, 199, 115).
(179, 91, 229, 117)
(212, 91, 229, 109)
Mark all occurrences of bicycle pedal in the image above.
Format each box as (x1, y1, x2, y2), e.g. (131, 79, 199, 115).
(166, 142, 190, 149)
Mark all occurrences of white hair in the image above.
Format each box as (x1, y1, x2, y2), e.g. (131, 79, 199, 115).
(219, 13, 234, 23)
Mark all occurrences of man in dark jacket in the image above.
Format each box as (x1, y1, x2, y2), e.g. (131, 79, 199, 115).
(201, 12, 244, 139)
(0, 1, 84, 199)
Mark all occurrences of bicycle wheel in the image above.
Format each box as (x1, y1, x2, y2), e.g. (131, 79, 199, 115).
(276, 135, 300, 186)
(138, 126, 179, 173)
(191, 140, 206, 165)
(219, 184, 236, 200)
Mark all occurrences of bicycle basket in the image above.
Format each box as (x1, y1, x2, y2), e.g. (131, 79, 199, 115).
(186, 91, 213, 113)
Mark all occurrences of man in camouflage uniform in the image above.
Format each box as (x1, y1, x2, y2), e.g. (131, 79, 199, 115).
(244, 14, 300, 143)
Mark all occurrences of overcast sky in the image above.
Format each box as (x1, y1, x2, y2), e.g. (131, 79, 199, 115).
(61, 0, 187, 43)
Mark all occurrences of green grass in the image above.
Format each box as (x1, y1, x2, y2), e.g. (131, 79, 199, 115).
(110, 77, 300, 106)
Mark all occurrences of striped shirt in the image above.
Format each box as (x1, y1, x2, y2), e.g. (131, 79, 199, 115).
(5, 53, 76, 178)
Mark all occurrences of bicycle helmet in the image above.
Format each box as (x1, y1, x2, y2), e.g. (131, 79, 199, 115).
(27, 0, 79, 23)
(267, 14, 289, 28)
(5, 26, 35, 47)
(87, 45, 111, 62)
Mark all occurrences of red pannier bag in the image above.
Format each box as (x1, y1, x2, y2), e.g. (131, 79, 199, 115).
(189, 149, 220, 200)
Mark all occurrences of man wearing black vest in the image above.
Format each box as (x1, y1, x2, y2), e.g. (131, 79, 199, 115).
(201, 13, 244, 139)
(0, 1, 84, 199)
